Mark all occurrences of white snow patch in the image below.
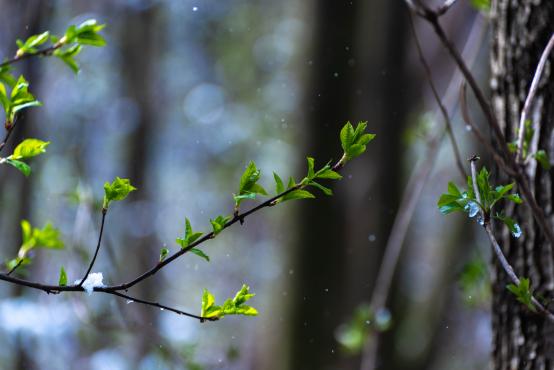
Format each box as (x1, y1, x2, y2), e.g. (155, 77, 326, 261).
(75, 272, 105, 295)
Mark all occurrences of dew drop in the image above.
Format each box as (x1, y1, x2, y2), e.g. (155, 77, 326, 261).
(368, 234, 376, 242)
(192, 6, 198, 11)
(512, 223, 522, 238)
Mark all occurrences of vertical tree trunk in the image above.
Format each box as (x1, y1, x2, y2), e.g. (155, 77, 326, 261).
(491, 1, 554, 368)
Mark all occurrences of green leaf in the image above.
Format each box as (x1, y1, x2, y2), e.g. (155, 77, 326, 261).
(159, 248, 169, 262)
(10, 138, 50, 160)
(103, 177, 137, 208)
(273, 172, 285, 194)
(176, 218, 204, 248)
(58, 266, 67, 286)
(16, 31, 50, 56)
(340, 122, 355, 152)
(200, 285, 258, 320)
(5, 158, 31, 176)
(210, 215, 230, 236)
(494, 213, 522, 238)
(309, 181, 333, 196)
(507, 278, 536, 312)
(505, 193, 522, 204)
(54, 44, 82, 73)
(33, 223, 64, 249)
(533, 150, 551, 171)
(235, 161, 267, 206)
(316, 168, 342, 180)
(307, 157, 315, 179)
(190, 248, 210, 262)
(74, 19, 106, 47)
(281, 189, 315, 202)
(469, 0, 490, 12)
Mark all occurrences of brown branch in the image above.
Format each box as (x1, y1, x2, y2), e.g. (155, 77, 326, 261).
(0, 118, 18, 155)
(408, 11, 466, 179)
(469, 157, 554, 321)
(515, 32, 554, 163)
(78, 208, 107, 287)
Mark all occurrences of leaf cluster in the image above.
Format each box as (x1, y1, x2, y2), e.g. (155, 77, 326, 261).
(437, 166, 522, 237)
(103, 177, 137, 209)
(1, 138, 49, 176)
(6, 220, 64, 272)
(201, 284, 258, 320)
(340, 121, 375, 162)
(0, 75, 42, 126)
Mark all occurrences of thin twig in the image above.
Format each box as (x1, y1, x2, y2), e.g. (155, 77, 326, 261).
(469, 157, 554, 321)
(98, 289, 217, 322)
(78, 209, 107, 287)
(6, 259, 23, 276)
(0, 119, 18, 155)
(0, 44, 61, 69)
(437, 0, 458, 16)
(409, 12, 466, 179)
(516, 32, 554, 163)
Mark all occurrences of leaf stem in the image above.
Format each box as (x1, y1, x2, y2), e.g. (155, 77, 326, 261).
(78, 209, 107, 287)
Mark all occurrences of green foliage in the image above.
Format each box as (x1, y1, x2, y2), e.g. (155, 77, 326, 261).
(459, 255, 490, 307)
(0, 75, 42, 125)
(494, 213, 522, 238)
(58, 266, 67, 286)
(469, 0, 490, 12)
(336, 305, 392, 355)
(507, 278, 536, 312)
(234, 161, 267, 207)
(103, 177, 136, 209)
(6, 220, 64, 271)
(159, 248, 169, 262)
(176, 218, 204, 250)
(190, 248, 210, 262)
(533, 150, 551, 171)
(53, 44, 82, 74)
(210, 215, 231, 236)
(340, 121, 375, 162)
(201, 284, 258, 320)
(0, 138, 50, 176)
(62, 19, 106, 47)
(16, 31, 50, 57)
(273, 172, 314, 203)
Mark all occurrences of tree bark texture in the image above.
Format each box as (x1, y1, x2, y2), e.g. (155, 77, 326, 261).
(491, 1, 554, 369)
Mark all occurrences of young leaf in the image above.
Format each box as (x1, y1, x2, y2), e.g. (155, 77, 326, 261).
(281, 189, 315, 202)
(5, 158, 31, 176)
(200, 285, 258, 320)
(159, 248, 169, 262)
(533, 150, 551, 171)
(235, 161, 267, 207)
(507, 278, 536, 312)
(10, 138, 50, 160)
(16, 31, 50, 56)
(103, 177, 136, 208)
(201, 289, 221, 318)
(210, 215, 230, 236)
(495, 213, 522, 238)
(59, 266, 68, 286)
(176, 218, 204, 248)
(190, 248, 210, 262)
(339, 121, 375, 162)
(309, 181, 333, 196)
(273, 172, 285, 194)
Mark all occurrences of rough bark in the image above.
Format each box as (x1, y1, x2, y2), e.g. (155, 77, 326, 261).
(491, 1, 554, 369)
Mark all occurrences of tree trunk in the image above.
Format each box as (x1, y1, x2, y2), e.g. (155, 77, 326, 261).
(490, 1, 554, 369)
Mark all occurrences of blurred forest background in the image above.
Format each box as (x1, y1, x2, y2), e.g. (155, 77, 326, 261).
(0, 0, 494, 369)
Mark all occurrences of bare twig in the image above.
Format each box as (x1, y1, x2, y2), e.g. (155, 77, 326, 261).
(78, 209, 107, 287)
(409, 12, 466, 178)
(515, 32, 554, 163)
(469, 157, 554, 321)
(0, 118, 18, 155)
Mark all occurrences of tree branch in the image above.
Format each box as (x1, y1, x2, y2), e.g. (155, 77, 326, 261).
(515, 32, 554, 163)
(469, 157, 554, 321)
(0, 44, 62, 69)
(78, 208, 107, 287)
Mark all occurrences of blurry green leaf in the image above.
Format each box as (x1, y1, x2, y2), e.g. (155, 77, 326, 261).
(469, 0, 490, 12)
(507, 278, 536, 312)
(459, 255, 490, 307)
(309, 181, 333, 196)
(103, 177, 136, 208)
(281, 189, 315, 202)
(59, 266, 67, 286)
(533, 150, 551, 171)
(11, 138, 49, 160)
(307, 157, 315, 179)
(273, 172, 285, 194)
(159, 248, 169, 262)
(16, 31, 50, 56)
(316, 168, 342, 180)
(5, 158, 31, 176)
(190, 248, 210, 262)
